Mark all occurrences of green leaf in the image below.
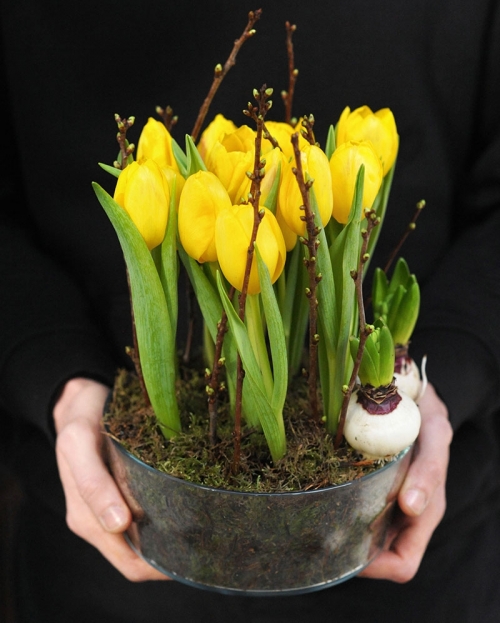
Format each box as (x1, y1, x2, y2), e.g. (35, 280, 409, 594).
(325, 124, 336, 160)
(365, 156, 396, 268)
(177, 248, 243, 420)
(388, 257, 411, 297)
(281, 243, 310, 377)
(360, 333, 381, 386)
(255, 245, 288, 412)
(378, 325, 396, 385)
(172, 136, 188, 177)
(386, 284, 406, 331)
(98, 162, 121, 178)
(324, 166, 365, 433)
(217, 272, 287, 462)
(391, 279, 420, 345)
(263, 161, 281, 215)
(159, 179, 179, 336)
(92, 182, 180, 438)
(185, 134, 207, 176)
(372, 267, 389, 319)
(245, 294, 274, 400)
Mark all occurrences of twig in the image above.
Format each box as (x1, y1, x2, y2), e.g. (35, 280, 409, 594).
(334, 212, 379, 449)
(383, 200, 425, 274)
(114, 114, 135, 169)
(291, 132, 321, 422)
(232, 85, 271, 474)
(301, 114, 317, 146)
(190, 9, 262, 143)
(156, 105, 178, 133)
(281, 21, 298, 125)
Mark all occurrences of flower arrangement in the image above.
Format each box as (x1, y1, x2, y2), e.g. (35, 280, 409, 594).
(94, 9, 424, 490)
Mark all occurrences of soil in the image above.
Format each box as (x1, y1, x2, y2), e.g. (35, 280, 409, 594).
(104, 361, 388, 493)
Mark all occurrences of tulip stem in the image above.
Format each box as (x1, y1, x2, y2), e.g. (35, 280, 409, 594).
(282, 21, 298, 126)
(190, 9, 262, 143)
(208, 286, 235, 447)
(291, 132, 320, 422)
(334, 212, 378, 449)
(125, 269, 151, 408)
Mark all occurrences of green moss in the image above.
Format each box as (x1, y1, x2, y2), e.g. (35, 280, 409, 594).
(105, 362, 382, 493)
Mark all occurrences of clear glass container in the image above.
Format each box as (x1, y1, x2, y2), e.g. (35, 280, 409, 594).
(106, 436, 412, 596)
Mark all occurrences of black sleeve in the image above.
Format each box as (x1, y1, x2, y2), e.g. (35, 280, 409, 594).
(0, 56, 116, 442)
(411, 0, 500, 430)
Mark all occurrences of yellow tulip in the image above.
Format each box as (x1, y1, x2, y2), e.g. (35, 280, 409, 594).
(137, 118, 180, 173)
(215, 205, 286, 295)
(276, 205, 298, 251)
(161, 165, 185, 209)
(114, 159, 170, 250)
(220, 124, 256, 153)
(264, 120, 308, 160)
(258, 147, 285, 208)
(178, 171, 232, 263)
(278, 143, 333, 236)
(329, 141, 384, 224)
(197, 114, 238, 162)
(205, 141, 255, 205)
(336, 106, 399, 175)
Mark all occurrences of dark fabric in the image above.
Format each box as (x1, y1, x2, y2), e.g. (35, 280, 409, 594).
(1, 0, 500, 621)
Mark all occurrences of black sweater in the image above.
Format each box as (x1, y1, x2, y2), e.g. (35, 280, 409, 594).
(1, 1, 500, 621)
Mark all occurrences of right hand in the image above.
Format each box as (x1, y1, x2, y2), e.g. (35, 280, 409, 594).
(53, 377, 168, 582)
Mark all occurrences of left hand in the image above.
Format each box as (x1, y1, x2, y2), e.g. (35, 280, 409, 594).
(359, 382, 453, 583)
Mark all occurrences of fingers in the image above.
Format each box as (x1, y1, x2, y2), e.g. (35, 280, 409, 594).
(359, 484, 446, 582)
(54, 378, 168, 582)
(360, 383, 453, 582)
(56, 415, 131, 533)
(399, 383, 452, 517)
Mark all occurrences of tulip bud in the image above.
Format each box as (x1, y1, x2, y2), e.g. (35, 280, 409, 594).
(278, 144, 333, 236)
(197, 114, 238, 161)
(215, 205, 286, 295)
(136, 117, 180, 173)
(178, 171, 233, 263)
(329, 141, 383, 225)
(113, 159, 170, 250)
(336, 106, 399, 176)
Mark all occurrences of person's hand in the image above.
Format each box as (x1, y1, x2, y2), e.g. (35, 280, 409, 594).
(53, 377, 168, 582)
(359, 382, 453, 582)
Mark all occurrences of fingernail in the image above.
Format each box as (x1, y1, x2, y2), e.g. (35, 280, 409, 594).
(100, 505, 127, 531)
(404, 489, 427, 515)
